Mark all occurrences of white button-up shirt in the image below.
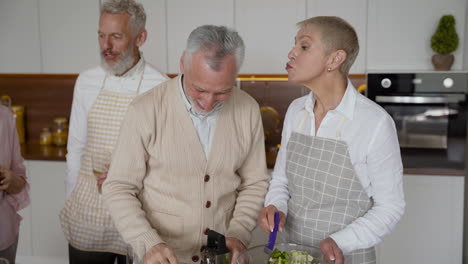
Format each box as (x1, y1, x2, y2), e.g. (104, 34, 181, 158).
(178, 76, 221, 158)
(265, 81, 405, 253)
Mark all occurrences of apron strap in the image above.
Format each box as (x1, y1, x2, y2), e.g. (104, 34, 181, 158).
(335, 115, 347, 140)
(297, 110, 309, 134)
(100, 62, 146, 94)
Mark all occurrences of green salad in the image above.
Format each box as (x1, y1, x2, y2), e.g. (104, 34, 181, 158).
(268, 248, 318, 264)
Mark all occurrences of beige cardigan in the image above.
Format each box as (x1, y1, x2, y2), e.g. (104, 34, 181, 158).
(103, 76, 269, 262)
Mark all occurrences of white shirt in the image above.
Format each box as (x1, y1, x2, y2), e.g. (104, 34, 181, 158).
(66, 57, 168, 197)
(178, 75, 221, 158)
(264, 80, 405, 254)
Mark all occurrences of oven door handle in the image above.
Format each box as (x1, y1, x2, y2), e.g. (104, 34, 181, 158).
(375, 95, 465, 104)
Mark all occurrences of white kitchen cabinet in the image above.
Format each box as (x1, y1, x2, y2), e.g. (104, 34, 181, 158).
(0, 0, 41, 73)
(306, 0, 368, 74)
(2, 1, 468, 73)
(38, 0, 100, 73)
(376, 174, 464, 264)
(166, 0, 235, 73)
(235, 0, 305, 74)
(139, 0, 168, 73)
(17, 160, 68, 260)
(367, 0, 467, 71)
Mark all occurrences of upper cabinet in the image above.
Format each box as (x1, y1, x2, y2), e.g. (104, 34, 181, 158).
(235, 0, 306, 74)
(139, 0, 168, 74)
(1, 0, 467, 74)
(0, 1, 41, 73)
(38, 0, 100, 73)
(367, 0, 467, 71)
(306, 0, 368, 74)
(166, 0, 235, 74)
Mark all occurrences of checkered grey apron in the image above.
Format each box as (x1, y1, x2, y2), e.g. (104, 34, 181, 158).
(60, 66, 144, 254)
(285, 111, 376, 264)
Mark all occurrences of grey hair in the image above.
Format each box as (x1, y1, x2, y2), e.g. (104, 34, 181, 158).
(297, 16, 359, 76)
(101, 0, 146, 35)
(183, 25, 245, 72)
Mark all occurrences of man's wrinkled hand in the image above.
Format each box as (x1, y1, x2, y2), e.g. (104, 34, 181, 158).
(257, 205, 286, 233)
(320, 237, 343, 264)
(226, 237, 246, 264)
(144, 243, 179, 264)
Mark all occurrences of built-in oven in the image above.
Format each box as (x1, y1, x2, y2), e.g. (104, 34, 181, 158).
(367, 72, 468, 170)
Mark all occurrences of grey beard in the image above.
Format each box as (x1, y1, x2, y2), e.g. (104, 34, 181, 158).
(100, 49, 135, 76)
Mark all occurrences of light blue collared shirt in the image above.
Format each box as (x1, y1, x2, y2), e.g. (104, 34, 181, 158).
(178, 75, 221, 158)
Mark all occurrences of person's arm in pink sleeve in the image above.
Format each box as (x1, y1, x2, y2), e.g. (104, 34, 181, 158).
(3, 111, 30, 211)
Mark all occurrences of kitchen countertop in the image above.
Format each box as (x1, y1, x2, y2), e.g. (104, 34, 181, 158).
(401, 146, 466, 176)
(403, 167, 465, 176)
(21, 142, 67, 161)
(16, 256, 67, 264)
(21, 143, 466, 176)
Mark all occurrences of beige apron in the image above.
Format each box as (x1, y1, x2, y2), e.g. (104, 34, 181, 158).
(60, 66, 144, 254)
(285, 110, 376, 264)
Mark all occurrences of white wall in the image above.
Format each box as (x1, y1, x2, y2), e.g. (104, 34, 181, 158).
(0, 0, 467, 74)
(139, 0, 168, 74)
(38, 0, 100, 73)
(367, 0, 466, 71)
(0, 0, 41, 73)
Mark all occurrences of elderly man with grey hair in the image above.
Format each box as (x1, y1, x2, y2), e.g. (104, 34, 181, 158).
(59, 0, 167, 263)
(103, 25, 270, 264)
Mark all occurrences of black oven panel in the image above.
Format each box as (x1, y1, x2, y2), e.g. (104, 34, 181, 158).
(367, 73, 468, 98)
(367, 72, 468, 169)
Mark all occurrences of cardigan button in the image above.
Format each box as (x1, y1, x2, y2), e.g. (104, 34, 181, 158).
(204, 174, 210, 182)
(205, 201, 211, 208)
(192, 255, 199, 262)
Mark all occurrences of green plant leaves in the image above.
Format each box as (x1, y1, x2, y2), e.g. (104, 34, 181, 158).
(431, 14, 459, 54)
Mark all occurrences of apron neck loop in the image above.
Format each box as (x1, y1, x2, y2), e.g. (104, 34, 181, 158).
(335, 115, 346, 140)
(100, 62, 146, 94)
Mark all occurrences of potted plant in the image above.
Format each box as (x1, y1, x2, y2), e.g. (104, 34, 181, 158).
(430, 14, 459, 70)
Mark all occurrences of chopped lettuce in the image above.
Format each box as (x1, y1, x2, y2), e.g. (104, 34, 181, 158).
(268, 248, 317, 264)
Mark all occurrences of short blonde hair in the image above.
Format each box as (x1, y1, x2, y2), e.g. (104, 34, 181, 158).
(297, 16, 359, 75)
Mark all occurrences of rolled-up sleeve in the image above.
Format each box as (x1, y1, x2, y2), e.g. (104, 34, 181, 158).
(264, 103, 296, 215)
(330, 115, 405, 253)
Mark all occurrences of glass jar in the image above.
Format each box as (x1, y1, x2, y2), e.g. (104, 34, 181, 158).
(1, 95, 11, 107)
(52, 117, 68, 147)
(39, 127, 52, 145)
(11, 105, 25, 144)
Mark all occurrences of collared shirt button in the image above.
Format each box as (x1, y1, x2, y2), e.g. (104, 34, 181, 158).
(192, 255, 199, 262)
(204, 174, 210, 182)
(205, 201, 211, 208)
(204, 228, 210, 235)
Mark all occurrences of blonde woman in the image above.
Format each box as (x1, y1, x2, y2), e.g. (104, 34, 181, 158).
(258, 16, 405, 264)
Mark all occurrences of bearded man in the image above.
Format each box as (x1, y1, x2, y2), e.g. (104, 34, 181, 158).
(59, 0, 167, 263)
